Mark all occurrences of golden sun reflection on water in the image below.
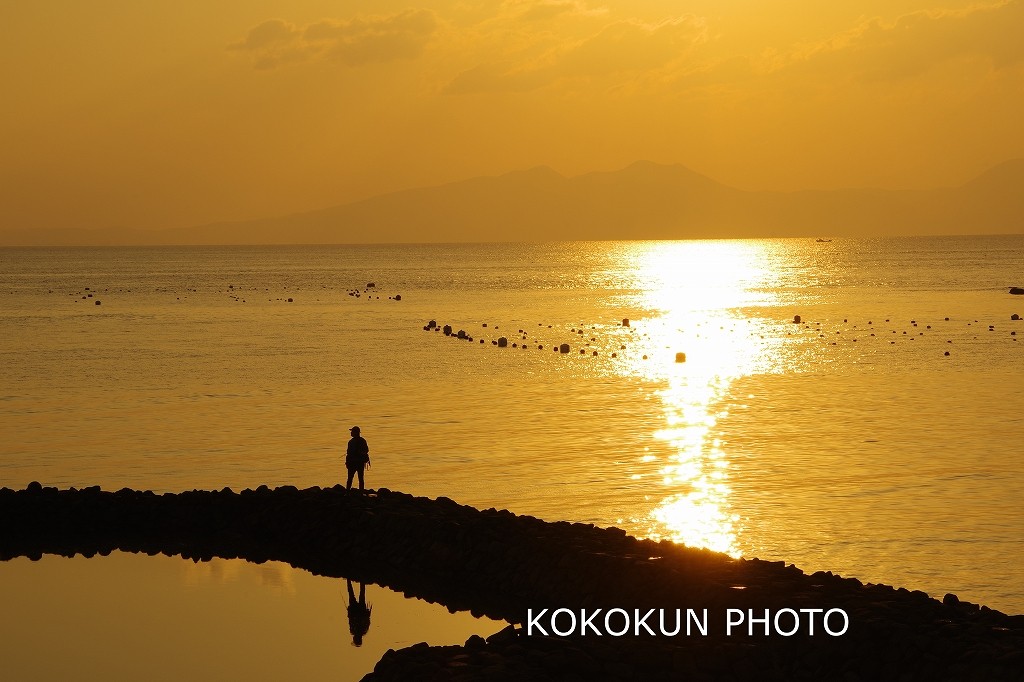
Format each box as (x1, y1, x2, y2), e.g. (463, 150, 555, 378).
(621, 241, 781, 556)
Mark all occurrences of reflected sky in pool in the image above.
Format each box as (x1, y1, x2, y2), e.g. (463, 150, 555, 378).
(0, 552, 504, 681)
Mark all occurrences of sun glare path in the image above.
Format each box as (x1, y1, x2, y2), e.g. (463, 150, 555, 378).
(620, 241, 780, 556)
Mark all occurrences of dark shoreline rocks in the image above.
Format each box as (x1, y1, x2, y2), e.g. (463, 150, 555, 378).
(2, 484, 1022, 681)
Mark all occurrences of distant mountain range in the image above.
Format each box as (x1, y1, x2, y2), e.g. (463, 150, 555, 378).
(4, 159, 1024, 245)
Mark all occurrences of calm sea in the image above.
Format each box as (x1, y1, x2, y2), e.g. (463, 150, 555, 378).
(2, 237, 1024, 617)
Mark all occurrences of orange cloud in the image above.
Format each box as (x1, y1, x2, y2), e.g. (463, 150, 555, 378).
(230, 9, 437, 69)
(512, 0, 604, 22)
(444, 15, 706, 94)
(773, 0, 1024, 80)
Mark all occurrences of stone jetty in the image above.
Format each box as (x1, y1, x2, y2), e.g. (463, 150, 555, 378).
(2, 485, 1022, 681)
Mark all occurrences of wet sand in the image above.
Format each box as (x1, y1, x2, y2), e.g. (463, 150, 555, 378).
(2, 484, 1022, 681)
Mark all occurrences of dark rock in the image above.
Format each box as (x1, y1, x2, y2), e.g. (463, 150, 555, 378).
(4, 485, 1023, 682)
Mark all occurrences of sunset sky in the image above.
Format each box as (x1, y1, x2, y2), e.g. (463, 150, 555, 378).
(3, 0, 1023, 232)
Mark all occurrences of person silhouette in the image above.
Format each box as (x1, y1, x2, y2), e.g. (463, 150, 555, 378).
(345, 426, 370, 490)
(346, 580, 372, 647)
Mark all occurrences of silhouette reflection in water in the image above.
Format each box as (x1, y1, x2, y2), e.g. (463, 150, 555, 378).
(346, 580, 372, 646)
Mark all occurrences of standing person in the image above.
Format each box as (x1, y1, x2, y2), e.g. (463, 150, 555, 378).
(345, 426, 370, 490)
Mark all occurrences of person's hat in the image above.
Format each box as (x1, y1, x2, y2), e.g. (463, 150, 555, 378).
(350, 426, 360, 433)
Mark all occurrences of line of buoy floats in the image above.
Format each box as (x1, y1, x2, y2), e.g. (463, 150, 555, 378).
(58, 281, 366, 306)
(420, 307, 1023, 364)
(345, 282, 402, 301)
(421, 317, 662, 360)
(788, 311, 1024, 357)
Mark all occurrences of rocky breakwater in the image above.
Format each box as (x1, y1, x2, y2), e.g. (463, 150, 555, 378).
(2, 484, 1022, 681)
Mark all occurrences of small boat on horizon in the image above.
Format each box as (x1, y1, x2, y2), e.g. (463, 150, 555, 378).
(816, 238, 832, 243)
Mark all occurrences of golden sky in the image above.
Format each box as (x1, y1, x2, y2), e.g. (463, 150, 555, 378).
(2, 0, 1023, 231)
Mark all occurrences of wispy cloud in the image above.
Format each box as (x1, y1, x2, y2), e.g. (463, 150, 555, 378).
(510, 0, 606, 22)
(767, 0, 1024, 80)
(230, 9, 438, 70)
(444, 15, 706, 94)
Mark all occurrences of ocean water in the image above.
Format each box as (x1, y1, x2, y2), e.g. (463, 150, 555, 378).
(2, 236, 1024, 616)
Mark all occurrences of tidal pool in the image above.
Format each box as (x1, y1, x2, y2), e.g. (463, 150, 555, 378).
(0, 552, 505, 681)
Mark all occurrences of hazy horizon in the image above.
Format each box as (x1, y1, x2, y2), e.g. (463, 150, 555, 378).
(3, 0, 1023, 239)
(2, 157, 1023, 246)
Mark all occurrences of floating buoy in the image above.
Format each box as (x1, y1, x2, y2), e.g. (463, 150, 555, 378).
(675, 352, 686, 363)
(622, 318, 630, 327)
(498, 337, 508, 347)
(394, 294, 401, 301)
(559, 343, 570, 354)
(793, 315, 801, 324)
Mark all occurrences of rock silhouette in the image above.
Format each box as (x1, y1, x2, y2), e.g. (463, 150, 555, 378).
(2, 485, 1021, 681)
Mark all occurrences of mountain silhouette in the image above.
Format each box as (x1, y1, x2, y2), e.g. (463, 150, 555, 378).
(3, 160, 1023, 245)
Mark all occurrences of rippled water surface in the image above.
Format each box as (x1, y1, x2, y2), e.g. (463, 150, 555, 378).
(2, 236, 1023, 614)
